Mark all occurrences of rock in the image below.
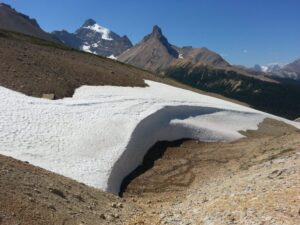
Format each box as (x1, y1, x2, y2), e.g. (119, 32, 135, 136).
(100, 213, 106, 219)
(33, 188, 41, 193)
(42, 93, 55, 100)
(202, 197, 208, 203)
(48, 187, 66, 198)
(160, 213, 166, 219)
(117, 202, 123, 208)
(267, 169, 286, 179)
(48, 204, 56, 211)
(74, 194, 84, 202)
(264, 216, 272, 221)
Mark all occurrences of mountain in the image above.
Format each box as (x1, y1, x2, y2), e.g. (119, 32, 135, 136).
(282, 59, 300, 80)
(252, 60, 300, 80)
(52, 19, 132, 58)
(285, 59, 300, 73)
(118, 25, 229, 72)
(0, 3, 57, 42)
(253, 63, 284, 73)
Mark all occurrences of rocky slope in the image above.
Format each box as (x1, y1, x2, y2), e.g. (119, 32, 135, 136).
(52, 19, 132, 57)
(118, 25, 229, 72)
(0, 3, 58, 42)
(122, 118, 300, 225)
(0, 154, 142, 225)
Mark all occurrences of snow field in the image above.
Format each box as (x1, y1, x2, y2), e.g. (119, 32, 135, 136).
(0, 80, 299, 194)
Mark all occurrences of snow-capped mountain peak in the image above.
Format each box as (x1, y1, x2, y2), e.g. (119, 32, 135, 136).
(82, 22, 113, 41)
(253, 63, 285, 73)
(52, 19, 132, 57)
(252, 62, 300, 80)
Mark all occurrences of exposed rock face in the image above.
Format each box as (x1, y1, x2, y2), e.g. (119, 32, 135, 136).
(118, 25, 229, 72)
(0, 3, 58, 42)
(52, 19, 132, 57)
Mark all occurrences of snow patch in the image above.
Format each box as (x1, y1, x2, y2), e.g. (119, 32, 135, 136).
(108, 55, 117, 60)
(82, 44, 92, 53)
(178, 53, 184, 59)
(260, 65, 268, 72)
(83, 23, 113, 41)
(81, 45, 97, 54)
(0, 80, 299, 194)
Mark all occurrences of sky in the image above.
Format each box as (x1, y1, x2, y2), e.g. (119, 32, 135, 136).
(2, 0, 300, 66)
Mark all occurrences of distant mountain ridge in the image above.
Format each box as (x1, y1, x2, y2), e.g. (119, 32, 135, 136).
(52, 19, 132, 57)
(118, 25, 229, 72)
(0, 3, 58, 42)
(253, 63, 284, 73)
(252, 60, 300, 80)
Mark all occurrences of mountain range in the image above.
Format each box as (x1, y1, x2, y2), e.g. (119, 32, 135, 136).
(0, 3, 300, 119)
(253, 60, 300, 80)
(1, 2, 299, 81)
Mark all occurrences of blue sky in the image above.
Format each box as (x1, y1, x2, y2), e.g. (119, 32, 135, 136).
(2, 0, 300, 66)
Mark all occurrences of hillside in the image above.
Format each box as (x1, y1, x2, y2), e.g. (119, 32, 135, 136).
(0, 3, 57, 42)
(166, 63, 300, 119)
(0, 154, 141, 225)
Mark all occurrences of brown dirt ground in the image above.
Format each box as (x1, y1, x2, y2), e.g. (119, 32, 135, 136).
(122, 119, 300, 224)
(0, 154, 145, 225)
(1, 119, 299, 225)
